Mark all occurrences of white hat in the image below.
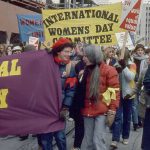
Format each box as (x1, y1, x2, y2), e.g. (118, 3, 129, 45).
(12, 46, 22, 51)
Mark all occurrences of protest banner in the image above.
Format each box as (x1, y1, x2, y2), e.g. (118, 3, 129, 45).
(120, 0, 142, 32)
(17, 14, 44, 42)
(29, 36, 39, 50)
(0, 51, 64, 135)
(42, 3, 122, 46)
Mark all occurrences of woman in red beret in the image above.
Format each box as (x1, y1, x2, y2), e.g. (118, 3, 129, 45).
(38, 38, 77, 150)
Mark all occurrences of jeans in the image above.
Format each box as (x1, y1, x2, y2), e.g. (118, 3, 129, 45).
(81, 115, 107, 150)
(131, 98, 138, 125)
(112, 97, 133, 142)
(74, 113, 84, 148)
(141, 109, 150, 150)
(39, 129, 66, 150)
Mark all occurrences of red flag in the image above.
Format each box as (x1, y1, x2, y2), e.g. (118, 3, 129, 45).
(120, 0, 142, 32)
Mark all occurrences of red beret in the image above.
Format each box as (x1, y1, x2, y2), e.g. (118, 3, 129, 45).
(51, 38, 71, 50)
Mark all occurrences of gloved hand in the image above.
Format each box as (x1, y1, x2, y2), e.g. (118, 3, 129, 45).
(119, 59, 126, 69)
(60, 107, 69, 121)
(106, 110, 116, 127)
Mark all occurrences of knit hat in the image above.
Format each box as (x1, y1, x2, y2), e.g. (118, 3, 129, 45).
(51, 38, 73, 54)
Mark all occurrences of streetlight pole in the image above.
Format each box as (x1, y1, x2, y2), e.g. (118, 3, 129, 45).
(45, 0, 52, 9)
(64, 0, 67, 8)
(72, 0, 76, 8)
(68, 0, 71, 8)
(81, 0, 84, 7)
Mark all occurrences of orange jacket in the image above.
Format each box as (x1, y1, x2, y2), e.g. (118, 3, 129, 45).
(82, 63, 120, 117)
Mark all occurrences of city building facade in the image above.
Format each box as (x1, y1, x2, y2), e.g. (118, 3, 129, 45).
(136, 1, 150, 46)
(0, 0, 46, 44)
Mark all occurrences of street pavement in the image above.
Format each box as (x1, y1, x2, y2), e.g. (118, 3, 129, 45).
(0, 121, 143, 150)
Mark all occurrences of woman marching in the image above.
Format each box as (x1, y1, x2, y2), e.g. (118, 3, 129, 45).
(80, 44, 120, 150)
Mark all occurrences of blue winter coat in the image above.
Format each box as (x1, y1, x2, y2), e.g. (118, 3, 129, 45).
(59, 62, 77, 107)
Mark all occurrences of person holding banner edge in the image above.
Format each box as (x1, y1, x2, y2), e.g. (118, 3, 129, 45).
(38, 38, 77, 150)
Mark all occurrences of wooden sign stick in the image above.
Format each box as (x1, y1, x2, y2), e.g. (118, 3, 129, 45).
(120, 31, 128, 59)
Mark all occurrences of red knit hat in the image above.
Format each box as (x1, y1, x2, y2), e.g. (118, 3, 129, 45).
(51, 38, 71, 50)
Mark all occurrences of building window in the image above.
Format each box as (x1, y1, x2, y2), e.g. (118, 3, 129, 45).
(0, 31, 7, 44)
(146, 30, 147, 34)
(10, 33, 21, 44)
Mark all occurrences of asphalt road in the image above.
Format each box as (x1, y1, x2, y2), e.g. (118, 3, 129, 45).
(0, 122, 143, 150)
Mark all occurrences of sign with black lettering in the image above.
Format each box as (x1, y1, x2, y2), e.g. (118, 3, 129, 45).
(42, 3, 122, 45)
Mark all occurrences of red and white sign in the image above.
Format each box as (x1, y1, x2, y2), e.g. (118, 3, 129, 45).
(29, 36, 39, 50)
(120, 0, 142, 32)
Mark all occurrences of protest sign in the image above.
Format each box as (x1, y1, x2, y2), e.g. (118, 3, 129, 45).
(0, 51, 64, 135)
(116, 32, 134, 50)
(17, 14, 44, 42)
(29, 36, 39, 50)
(120, 0, 142, 32)
(42, 3, 122, 46)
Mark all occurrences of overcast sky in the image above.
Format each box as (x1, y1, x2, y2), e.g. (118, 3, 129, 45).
(42, 0, 60, 3)
(92, 0, 123, 4)
(52, 0, 59, 3)
(42, 0, 149, 4)
(42, 0, 124, 4)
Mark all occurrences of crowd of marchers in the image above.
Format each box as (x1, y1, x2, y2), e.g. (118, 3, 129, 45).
(0, 39, 150, 150)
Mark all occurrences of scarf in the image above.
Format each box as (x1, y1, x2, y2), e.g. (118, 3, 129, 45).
(54, 56, 70, 65)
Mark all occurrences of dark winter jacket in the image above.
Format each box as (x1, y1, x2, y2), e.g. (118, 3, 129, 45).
(54, 57, 77, 108)
(143, 65, 150, 95)
(70, 60, 86, 118)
